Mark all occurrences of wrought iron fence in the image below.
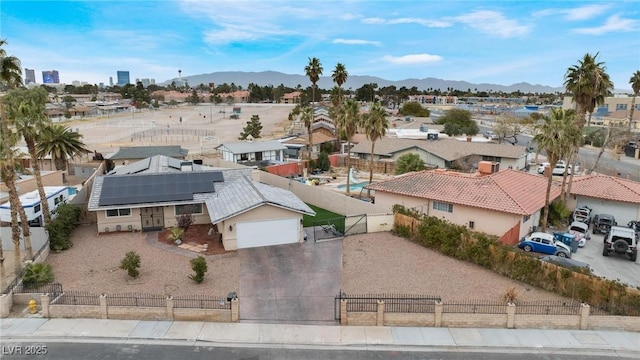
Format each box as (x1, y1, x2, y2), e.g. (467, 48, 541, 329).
(339, 293, 441, 313)
(515, 300, 583, 315)
(590, 302, 640, 317)
(51, 291, 101, 306)
(442, 300, 508, 314)
(172, 294, 231, 310)
(106, 293, 167, 308)
(12, 282, 63, 298)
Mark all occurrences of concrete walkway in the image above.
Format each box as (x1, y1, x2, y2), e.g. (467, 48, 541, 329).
(1, 317, 638, 357)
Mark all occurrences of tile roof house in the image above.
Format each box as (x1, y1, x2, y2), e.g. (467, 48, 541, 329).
(88, 155, 315, 250)
(366, 167, 560, 244)
(568, 174, 640, 226)
(350, 137, 528, 170)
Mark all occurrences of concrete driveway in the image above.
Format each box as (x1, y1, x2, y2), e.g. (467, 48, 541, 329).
(238, 240, 342, 324)
(572, 233, 640, 288)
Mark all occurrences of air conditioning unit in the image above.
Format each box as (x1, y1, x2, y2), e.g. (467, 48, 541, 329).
(116, 225, 122, 231)
(127, 225, 133, 231)
(105, 227, 110, 232)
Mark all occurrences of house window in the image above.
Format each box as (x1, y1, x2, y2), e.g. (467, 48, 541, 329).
(433, 201, 453, 213)
(175, 204, 203, 216)
(34, 204, 41, 213)
(523, 214, 531, 223)
(240, 153, 248, 161)
(616, 103, 628, 110)
(469, 221, 475, 229)
(106, 208, 131, 217)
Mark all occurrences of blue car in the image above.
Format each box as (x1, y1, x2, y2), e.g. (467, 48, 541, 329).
(518, 232, 572, 258)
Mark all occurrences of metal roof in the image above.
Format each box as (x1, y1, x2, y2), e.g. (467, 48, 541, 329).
(215, 140, 287, 154)
(108, 146, 188, 160)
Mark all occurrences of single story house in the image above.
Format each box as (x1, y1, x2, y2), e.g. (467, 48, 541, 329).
(88, 155, 314, 250)
(366, 165, 560, 243)
(107, 145, 188, 164)
(567, 174, 640, 226)
(350, 137, 528, 170)
(215, 140, 287, 165)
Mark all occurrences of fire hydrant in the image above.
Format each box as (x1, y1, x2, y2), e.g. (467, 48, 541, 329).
(28, 300, 37, 314)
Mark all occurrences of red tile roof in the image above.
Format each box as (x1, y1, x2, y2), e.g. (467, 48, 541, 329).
(570, 174, 640, 204)
(367, 169, 560, 215)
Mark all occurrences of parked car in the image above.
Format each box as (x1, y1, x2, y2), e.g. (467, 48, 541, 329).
(593, 214, 617, 234)
(568, 221, 590, 247)
(602, 226, 637, 261)
(572, 206, 592, 224)
(483, 131, 499, 140)
(540, 255, 590, 271)
(518, 232, 572, 258)
(551, 163, 571, 176)
(537, 160, 566, 174)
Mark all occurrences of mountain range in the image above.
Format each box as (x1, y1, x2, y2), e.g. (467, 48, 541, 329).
(162, 71, 566, 94)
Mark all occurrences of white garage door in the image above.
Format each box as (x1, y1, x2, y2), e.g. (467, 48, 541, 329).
(577, 197, 638, 226)
(236, 218, 299, 249)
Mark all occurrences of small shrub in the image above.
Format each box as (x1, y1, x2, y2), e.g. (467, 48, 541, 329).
(503, 286, 518, 303)
(316, 152, 330, 171)
(23, 263, 54, 286)
(46, 203, 81, 252)
(167, 227, 184, 244)
(176, 206, 196, 232)
(120, 251, 141, 278)
(189, 256, 208, 283)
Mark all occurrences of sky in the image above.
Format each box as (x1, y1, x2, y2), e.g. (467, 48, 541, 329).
(1, 0, 639, 90)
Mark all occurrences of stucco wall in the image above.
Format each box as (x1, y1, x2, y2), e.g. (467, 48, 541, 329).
(96, 203, 211, 233)
(374, 191, 521, 238)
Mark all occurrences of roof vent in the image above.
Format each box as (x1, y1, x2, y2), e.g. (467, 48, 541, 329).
(180, 161, 193, 172)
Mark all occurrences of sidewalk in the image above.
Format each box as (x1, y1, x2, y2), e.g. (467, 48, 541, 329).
(1, 318, 639, 356)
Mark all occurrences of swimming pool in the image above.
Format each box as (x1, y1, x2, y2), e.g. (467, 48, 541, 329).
(337, 181, 371, 192)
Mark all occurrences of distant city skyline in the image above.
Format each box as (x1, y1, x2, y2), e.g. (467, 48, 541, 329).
(3, 1, 639, 90)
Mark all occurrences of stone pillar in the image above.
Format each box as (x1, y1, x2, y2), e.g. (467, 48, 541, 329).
(434, 301, 443, 327)
(376, 300, 385, 326)
(0, 293, 13, 318)
(99, 294, 108, 319)
(166, 296, 174, 321)
(40, 294, 50, 318)
(231, 298, 239, 322)
(580, 303, 590, 330)
(507, 302, 516, 329)
(340, 299, 348, 325)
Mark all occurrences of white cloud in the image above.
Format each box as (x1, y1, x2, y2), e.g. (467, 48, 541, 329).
(340, 13, 359, 21)
(387, 17, 451, 28)
(533, 4, 611, 20)
(454, 10, 530, 38)
(573, 14, 639, 35)
(382, 54, 442, 65)
(333, 38, 381, 46)
(362, 17, 386, 24)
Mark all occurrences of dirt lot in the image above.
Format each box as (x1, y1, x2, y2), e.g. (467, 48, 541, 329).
(342, 232, 568, 302)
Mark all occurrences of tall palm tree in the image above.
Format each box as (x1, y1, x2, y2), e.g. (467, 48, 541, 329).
(37, 124, 90, 171)
(300, 106, 314, 160)
(629, 70, 640, 134)
(360, 103, 388, 197)
(331, 63, 348, 104)
(534, 108, 575, 232)
(304, 57, 323, 105)
(564, 53, 613, 129)
(4, 87, 52, 224)
(343, 99, 360, 195)
(0, 39, 25, 282)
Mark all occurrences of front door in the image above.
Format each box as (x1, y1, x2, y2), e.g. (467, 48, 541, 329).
(140, 206, 164, 231)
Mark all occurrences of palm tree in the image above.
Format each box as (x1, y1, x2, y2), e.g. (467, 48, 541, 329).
(300, 106, 314, 159)
(343, 99, 360, 195)
(534, 108, 575, 232)
(304, 57, 323, 105)
(331, 63, 348, 104)
(37, 124, 90, 171)
(629, 70, 640, 134)
(361, 103, 388, 197)
(564, 53, 613, 129)
(4, 87, 52, 224)
(0, 39, 25, 282)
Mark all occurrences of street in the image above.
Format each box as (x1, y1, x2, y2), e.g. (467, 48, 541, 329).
(0, 342, 627, 360)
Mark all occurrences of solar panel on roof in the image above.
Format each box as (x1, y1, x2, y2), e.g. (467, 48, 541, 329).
(167, 157, 182, 170)
(99, 171, 224, 206)
(113, 157, 151, 175)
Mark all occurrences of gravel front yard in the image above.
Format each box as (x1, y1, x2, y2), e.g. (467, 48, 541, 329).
(342, 232, 569, 302)
(46, 224, 239, 296)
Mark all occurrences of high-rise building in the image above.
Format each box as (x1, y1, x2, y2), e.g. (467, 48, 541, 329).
(109, 77, 113, 87)
(42, 70, 60, 84)
(116, 71, 130, 86)
(25, 68, 36, 84)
